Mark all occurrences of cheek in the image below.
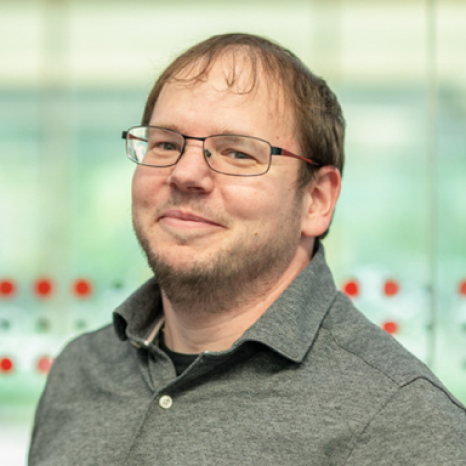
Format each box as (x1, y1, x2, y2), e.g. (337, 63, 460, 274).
(221, 180, 284, 223)
(131, 179, 147, 214)
(131, 168, 163, 209)
(131, 166, 145, 195)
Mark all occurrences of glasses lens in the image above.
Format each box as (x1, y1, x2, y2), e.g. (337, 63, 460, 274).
(127, 127, 183, 166)
(205, 135, 270, 175)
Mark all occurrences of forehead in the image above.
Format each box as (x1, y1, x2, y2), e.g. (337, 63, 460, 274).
(152, 54, 295, 137)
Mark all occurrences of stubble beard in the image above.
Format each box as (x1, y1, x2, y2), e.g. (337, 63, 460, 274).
(133, 192, 305, 315)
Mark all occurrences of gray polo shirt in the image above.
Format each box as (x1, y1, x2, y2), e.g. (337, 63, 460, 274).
(29, 245, 466, 465)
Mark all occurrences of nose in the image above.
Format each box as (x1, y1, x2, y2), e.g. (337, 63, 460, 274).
(168, 140, 215, 193)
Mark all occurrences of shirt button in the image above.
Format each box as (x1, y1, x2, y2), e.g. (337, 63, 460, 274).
(159, 395, 173, 409)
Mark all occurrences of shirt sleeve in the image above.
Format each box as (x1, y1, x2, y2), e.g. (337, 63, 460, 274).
(344, 377, 466, 466)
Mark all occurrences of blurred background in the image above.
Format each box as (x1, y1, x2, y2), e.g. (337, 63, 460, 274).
(0, 0, 465, 464)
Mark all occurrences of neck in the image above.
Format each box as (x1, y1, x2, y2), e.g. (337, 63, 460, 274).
(161, 243, 312, 354)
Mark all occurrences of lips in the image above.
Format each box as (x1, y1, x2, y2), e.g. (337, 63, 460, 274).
(159, 209, 222, 227)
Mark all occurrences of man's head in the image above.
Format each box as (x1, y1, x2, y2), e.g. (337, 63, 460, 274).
(141, 33, 345, 203)
(130, 33, 343, 312)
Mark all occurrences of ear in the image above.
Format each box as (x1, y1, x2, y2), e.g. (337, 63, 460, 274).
(300, 166, 341, 238)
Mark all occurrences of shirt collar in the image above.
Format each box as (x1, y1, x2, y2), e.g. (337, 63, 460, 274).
(113, 278, 164, 347)
(237, 242, 338, 362)
(113, 242, 337, 361)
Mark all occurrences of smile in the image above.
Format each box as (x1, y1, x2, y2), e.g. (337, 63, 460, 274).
(159, 209, 223, 230)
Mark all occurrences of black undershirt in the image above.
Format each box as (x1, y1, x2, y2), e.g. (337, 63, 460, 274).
(159, 331, 198, 376)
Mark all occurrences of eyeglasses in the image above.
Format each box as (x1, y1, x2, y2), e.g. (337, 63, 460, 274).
(121, 126, 321, 177)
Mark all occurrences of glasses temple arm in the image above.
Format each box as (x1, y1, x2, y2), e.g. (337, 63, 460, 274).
(121, 131, 148, 143)
(271, 147, 321, 167)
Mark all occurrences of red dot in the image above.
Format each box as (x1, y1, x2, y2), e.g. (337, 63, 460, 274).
(459, 280, 466, 296)
(384, 279, 400, 297)
(37, 356, 54, 374)
(343, 280, 359, 297)
(0, 357, 14, 373)
(73, 279, 92, 298)
(34, 279, 53, 297)
(383, 321, 399, 335)
(0, 280, 16, 297)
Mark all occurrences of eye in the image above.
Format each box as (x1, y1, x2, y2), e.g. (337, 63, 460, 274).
(226, 150, 255, 160)
(155, 141, 179, 151)
(209, 135, 265, 165)
(220, 147, 259, 162)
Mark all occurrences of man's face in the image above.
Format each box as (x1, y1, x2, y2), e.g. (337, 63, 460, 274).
(132, 59, 312, 308)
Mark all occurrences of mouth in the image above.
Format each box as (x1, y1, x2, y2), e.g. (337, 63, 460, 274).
(159, 209, 223, 229)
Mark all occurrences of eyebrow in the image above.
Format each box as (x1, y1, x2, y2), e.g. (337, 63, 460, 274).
(151, 122, 256, 138)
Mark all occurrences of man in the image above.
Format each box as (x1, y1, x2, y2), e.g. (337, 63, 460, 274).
(29, 33, 466, 465)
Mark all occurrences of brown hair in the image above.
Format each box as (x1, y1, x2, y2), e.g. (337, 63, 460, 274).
(141, 33, 345, 238)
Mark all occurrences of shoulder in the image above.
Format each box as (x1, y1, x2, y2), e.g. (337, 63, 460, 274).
(314, 290, 465, 411)
(344, 377, 466, 465)
(314, 292, 466, 463)
(48, 324, 136, 382)
(30, 325, 137, 431)
(321, 292, 449, 389)
(29, 325, 145, 465)
(53, 324, 126, 362)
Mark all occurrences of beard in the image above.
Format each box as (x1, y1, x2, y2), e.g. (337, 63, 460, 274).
(133, 190, 305, 315)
